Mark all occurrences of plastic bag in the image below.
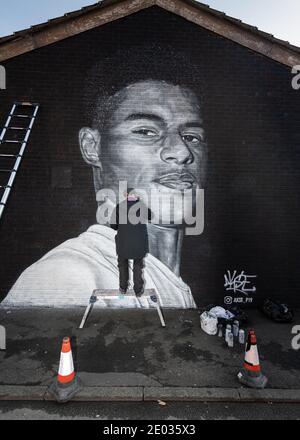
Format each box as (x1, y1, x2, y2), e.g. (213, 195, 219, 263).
(200, 311, 218, 335)
(262, 298, 294, 323)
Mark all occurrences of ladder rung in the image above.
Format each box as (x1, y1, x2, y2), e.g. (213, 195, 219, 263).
(16, 102, 35, 107)
(0, 140, 23, 144)
(0, 154, 19, 158)
(0, 185, 11, 189)
(0, 169, 14, 173)
(12, 114, 32, 118)
(8, 127, 29, 130)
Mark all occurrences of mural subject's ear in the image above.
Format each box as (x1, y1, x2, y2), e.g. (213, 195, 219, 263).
(79, 127, 102, 167)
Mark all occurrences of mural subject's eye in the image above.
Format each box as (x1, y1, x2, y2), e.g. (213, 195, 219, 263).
(132, 128, 158, 138)
(182, 134, 205, 146)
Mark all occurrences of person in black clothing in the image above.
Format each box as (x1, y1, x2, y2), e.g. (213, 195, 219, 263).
(110, 190, 152, 297)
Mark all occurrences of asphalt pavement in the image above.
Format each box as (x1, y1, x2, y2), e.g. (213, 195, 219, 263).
(0, 401, 299, 420)
(0, 307, 299, 403)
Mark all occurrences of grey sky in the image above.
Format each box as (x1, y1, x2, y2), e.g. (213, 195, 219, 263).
(0, 0, 300, 47)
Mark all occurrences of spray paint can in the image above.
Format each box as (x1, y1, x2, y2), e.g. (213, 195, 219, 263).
(225, 324, 232, 343)
(233, 320, 239, 337)
(238, 329, 245, 344)
(227, 332, 234, 348)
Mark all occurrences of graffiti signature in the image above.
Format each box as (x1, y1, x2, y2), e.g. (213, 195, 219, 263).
(224, 270, 257, 296)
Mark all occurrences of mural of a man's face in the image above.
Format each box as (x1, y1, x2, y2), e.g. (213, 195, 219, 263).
(80, 80, 207, 224)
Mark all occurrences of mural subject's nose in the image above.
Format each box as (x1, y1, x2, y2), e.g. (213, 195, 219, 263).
(160, 134, 193, 165)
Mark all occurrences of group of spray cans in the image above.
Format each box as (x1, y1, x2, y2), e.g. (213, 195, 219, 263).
(218, 320, 245, 348)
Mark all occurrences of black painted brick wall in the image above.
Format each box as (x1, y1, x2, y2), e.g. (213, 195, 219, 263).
(0, 6, 299, 306)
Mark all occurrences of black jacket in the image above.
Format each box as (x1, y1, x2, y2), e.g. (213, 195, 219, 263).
(110, 200, 152, 259)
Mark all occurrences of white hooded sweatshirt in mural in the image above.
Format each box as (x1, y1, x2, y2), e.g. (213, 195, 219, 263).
(1, 225, 197, 309)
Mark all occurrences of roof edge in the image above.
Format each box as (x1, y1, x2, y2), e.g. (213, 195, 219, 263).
(0, 0, 299, 67)
(160, 0, 300, 68)
(0, 0, 154, 63)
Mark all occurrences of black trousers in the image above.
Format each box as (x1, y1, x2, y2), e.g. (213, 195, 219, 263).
(117, 256, 145, 294)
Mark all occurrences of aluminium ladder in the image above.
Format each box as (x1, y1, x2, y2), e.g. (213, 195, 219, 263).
(0, 102, 39, 220)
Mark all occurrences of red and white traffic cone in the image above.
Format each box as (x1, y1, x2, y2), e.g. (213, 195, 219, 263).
(238, 329, 268, 389)
(49, 337, 82, 403)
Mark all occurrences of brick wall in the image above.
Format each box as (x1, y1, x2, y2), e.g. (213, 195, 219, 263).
(0, 6, 299, 307)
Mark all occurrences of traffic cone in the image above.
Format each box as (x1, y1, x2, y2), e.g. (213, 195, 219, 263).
(49, 337, 82, 403)
(238, 329, 268, 389)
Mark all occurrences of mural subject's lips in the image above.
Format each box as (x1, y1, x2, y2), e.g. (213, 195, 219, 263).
(155, 173, 195, 190)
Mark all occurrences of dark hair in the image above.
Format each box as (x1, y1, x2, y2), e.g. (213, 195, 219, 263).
(83, 43, 204, 130)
